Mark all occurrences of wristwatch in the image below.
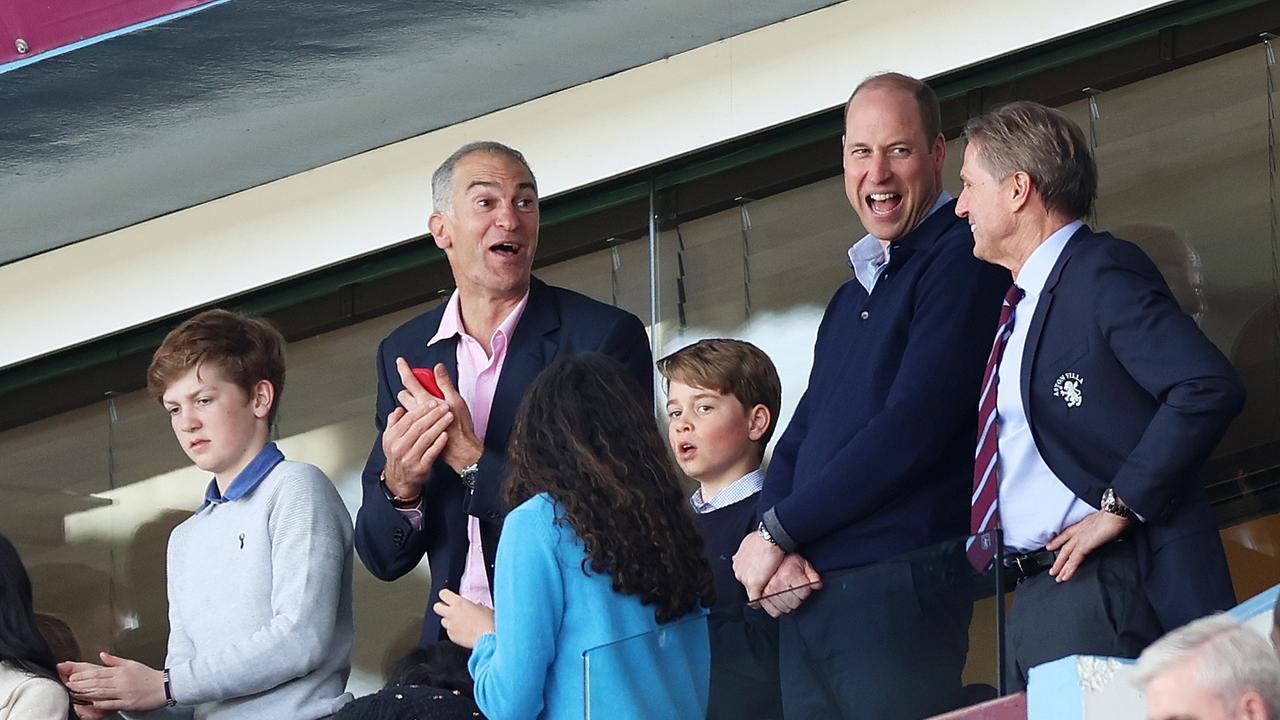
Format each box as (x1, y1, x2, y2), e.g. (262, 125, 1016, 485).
(756, 521, 779, 546)
(1100, 488, 1135, 520)
(162, 668, 177, 707)
(459, 462, 480, 490)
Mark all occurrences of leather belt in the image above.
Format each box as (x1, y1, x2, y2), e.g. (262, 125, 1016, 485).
(1003, 549, 1058, 582)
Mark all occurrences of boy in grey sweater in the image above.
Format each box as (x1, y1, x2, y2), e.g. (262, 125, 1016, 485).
(61, 309, 354, 719)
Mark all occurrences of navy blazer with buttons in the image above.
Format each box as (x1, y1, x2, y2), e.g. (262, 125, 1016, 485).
(1019, 225, 1244, 631)
(354, 277, 653, 645)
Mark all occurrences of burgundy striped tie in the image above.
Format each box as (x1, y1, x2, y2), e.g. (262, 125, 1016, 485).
(967, 283, 1025, 572)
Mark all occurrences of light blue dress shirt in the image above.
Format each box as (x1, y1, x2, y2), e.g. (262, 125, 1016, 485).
(689, 468, 764, 514)
(994, 220, 1096, 553)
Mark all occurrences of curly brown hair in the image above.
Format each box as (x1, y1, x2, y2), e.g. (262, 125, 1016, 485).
(505, 353, 716, 622)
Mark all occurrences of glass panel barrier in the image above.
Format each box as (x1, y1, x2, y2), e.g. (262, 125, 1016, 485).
(583, 531, 1006, 719)
(0, 400, 116, 663)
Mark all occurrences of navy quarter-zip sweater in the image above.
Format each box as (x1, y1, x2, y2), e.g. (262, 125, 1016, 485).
(760, 200, 1008, 573)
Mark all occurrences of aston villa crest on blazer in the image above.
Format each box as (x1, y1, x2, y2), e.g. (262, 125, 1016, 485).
(1053, 372, 1083, 408)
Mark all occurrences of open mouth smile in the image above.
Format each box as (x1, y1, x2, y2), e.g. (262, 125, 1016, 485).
(867, 192, 902, 216)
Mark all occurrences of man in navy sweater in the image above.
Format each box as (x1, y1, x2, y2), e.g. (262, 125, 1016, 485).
(733, 73, 1008, 718)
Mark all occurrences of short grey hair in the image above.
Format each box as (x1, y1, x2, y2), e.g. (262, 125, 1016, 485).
(963, 100, 1097, 220)
(1134, 613, 1280, 716)
(431, 141, 537, 215)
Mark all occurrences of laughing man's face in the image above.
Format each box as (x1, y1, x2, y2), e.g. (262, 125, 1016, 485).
(430, 151, 539, 301)
(843, 86, 945, 243)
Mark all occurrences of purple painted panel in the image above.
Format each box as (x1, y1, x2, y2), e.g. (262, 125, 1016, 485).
(0, 0, 215, 63)
(929, 693, 1027, 720)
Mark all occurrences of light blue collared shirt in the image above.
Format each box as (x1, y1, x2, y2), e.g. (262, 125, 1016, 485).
(689, 468, 764, 514)
(200, 442, 285, 510)
(846, 192, 953, 294)
(994, 220, 1096, 552)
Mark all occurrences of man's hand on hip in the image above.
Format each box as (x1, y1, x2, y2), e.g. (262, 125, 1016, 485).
(1046, 510, 1131, 582)
(733, 532, 786, 604)
(759, 553, 823, 618)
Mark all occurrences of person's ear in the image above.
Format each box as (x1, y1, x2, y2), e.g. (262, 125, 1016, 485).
(931, 133, 946, 171)
(1008, 171, 1033, 213)
(429, 212, 451, 250)
(747, 404, 771, 443)
(1238, 690, 1269, 720)
(250, 380, 275, 420)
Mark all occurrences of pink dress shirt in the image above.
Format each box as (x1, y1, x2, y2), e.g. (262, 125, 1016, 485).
(400, 289, 529, 609)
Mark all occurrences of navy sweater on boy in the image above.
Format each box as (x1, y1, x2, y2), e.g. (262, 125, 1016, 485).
(760, 200, 1008, 573)
(695, 490, 785, 720)
(693, 493, 759, 610)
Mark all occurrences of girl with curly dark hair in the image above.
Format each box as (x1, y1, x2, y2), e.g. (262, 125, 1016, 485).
(434, 353, 715, 719)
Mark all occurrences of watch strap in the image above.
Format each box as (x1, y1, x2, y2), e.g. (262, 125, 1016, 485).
(459, 462, 481, 490)
(1101, 488, 1135, 520)
(760, 507, 798, 553)
(163, 668, 177, 707)
(756, 521, 777, 546)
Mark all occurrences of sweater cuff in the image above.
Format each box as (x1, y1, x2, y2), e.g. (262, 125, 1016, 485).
(761, 507, 798, 554)
(468, 632, 498, 676)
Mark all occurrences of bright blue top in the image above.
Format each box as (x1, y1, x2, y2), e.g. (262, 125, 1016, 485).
(468, 492, 710, 720)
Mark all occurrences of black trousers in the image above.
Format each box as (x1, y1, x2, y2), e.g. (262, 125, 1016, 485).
(1004, 539, 1162, 691)
(706, 608, 784, 720)
(776, 545, 973, 719)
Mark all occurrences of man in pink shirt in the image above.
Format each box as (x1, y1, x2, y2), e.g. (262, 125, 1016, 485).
(355, 141, 654, 646)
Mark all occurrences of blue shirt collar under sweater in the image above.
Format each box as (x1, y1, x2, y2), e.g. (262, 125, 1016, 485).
(200, 442, 285, 510)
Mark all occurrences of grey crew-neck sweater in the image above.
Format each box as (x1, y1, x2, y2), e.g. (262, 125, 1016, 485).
(127, 460, 355, 720)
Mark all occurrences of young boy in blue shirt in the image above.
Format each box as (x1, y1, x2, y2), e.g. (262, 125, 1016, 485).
(659, 338, 785, 719)
(61, 309, 354, 720)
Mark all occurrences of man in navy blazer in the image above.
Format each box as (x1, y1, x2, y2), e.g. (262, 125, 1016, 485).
(354, 141, 652, 645)
(957, 101, 1244, 689)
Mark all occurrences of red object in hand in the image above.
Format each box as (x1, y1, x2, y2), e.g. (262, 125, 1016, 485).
(411, 367, 447, 400)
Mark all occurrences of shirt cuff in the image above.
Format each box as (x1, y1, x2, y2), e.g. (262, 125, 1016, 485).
(761, 507, 798, 554)
(395, 504, 424, 531)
